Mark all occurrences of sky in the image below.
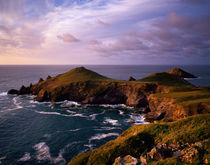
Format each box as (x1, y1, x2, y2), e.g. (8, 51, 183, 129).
(0, 0, 210, 65)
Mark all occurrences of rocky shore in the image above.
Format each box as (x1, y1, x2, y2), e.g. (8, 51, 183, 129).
(8, 67, 210, 164)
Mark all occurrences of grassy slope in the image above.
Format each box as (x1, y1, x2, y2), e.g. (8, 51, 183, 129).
(139, 72, 210, 108)
(154, 87, 210, 107)
(138, 72, 192, 86)
(68, 114, 210, 165)
(36, 67, 210, 107)
(36, 67, 112, 90)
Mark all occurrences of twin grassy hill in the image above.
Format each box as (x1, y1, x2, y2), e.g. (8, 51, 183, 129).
(68, 114, 210, 165)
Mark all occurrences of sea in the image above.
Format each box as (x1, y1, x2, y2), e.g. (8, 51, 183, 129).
(0, 65, 209, 165)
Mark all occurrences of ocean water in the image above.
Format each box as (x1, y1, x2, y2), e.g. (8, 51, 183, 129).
(0, 65, 209, 165)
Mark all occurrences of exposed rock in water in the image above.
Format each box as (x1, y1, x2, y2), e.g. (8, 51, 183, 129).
(19, 85, 31, 95)
(128, 76, 136, 81)
(113, 155, 139, 165)
(167, 67, 197, 78)
(8, 89, 19, 94)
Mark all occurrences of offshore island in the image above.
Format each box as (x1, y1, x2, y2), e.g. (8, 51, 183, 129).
(8, 67, 210, 164)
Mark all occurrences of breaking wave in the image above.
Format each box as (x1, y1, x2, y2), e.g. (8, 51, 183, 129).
(33, 110, 87, 118)
(103, 117, 120, 126)
(89, 133, 120, 141)
(0, 92, 7, 96)
(33, 142, 66, 164)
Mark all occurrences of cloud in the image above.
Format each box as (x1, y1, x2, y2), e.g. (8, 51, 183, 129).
(96, 19, 110, 27)
(57, 33, 80, 43)
(0, 0, 210, 64)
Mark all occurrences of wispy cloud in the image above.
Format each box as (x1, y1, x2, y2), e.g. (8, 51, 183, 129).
(57, 33, 80, 43)
(0, 0, 210, 64)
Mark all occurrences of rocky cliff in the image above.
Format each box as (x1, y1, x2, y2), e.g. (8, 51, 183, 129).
(8, 67, 210, 121)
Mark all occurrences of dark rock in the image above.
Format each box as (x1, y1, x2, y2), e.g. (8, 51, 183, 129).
(128, 76, 136, 81)
(144, 111, 166, 122)
(8, 89, 19, 94)
(47, 75, 51, 79)
(113, 155, 139, 165)
(147, 143, 173, 161)
(142, 106, 151, 113)
(38, 78, 44, 83)
(167, 67, 197, 78)
(19, 85, 31, 94)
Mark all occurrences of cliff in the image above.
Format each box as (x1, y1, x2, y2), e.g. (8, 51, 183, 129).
(8, 67, 210, 121)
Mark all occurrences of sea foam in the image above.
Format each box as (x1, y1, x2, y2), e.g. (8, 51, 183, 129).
(18, 152, 31, 162)
(33, 142, 66, 164)
(0, 92, 7, 96)
(89, 133, 120, 141)
(103, 117, 120, 126)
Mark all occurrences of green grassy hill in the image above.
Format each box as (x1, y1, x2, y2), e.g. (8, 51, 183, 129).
(68, 114, 210, 165)
(139, 72, 192, 86)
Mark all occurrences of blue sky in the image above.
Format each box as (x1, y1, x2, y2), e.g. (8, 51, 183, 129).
(0, 0, 210, 64)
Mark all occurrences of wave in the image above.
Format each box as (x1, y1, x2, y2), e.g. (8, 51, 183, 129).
(129, 114, 149, 124)
(18, 152, 31, 162)
(0, 156, 6, 164)
(88, 110, 105, 120)
(66, 110, 76, 114)
(43, 134, 51, 138)
(33, 142, 66, 164)
(119, 110, 124, 115)
(0, 92, 7, 96)
(89, 133, 119, 141)
(0, 97, 23, 113)
(56, 128, 81, 134)
(103, 118, 120, 126)
(94, 126, 122, 131)
(30, 100, 51, 104)
(59, 100, 81, 107)
(33, 110, 87, 118)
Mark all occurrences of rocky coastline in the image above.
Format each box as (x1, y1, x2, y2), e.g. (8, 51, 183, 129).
(8, 67, 210, 164)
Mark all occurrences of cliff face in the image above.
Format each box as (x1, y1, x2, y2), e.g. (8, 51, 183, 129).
(8, 67, 210, 122)
(147, 95, 187, 121)
(31, 81, 158, 107)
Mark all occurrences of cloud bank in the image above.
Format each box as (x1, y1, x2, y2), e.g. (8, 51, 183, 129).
(0, 0, 209, 64)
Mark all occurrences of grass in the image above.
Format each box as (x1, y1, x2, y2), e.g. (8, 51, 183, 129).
(154, 87, 210, 106)
(68, 114, 210, 165)
(139, 72, 192, 86)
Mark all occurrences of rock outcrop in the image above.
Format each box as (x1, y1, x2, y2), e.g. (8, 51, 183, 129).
(113, 155, 139, 165)
(167, 67, 197, 78)
(128, 76, 136, 81)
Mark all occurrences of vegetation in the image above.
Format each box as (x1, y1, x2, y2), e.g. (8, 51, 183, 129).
(68, 114, 210, 165)
(154, 87, 210, 106)
(138, 72, 192, 86)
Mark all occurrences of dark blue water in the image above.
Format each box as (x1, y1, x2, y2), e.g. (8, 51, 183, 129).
(0, 65, 209, 165)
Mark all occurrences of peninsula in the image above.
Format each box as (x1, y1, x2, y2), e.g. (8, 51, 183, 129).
(8, 67, 210, 164)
